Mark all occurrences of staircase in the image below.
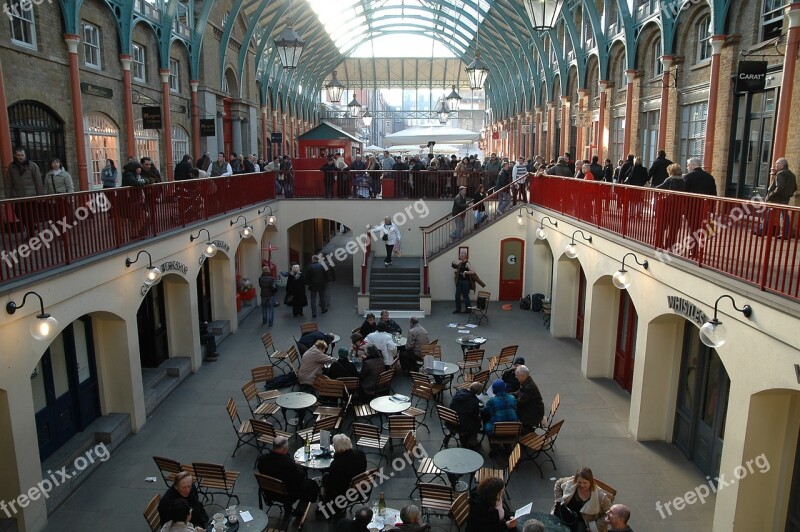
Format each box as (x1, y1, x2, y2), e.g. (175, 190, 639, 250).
(142, 356, 193, 417)
(368, 256, 423, 311)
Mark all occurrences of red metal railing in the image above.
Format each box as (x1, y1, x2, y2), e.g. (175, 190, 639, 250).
(420, 177, 526, 294)
(528, 176, 800, 301)
(1, 172, 275, 285)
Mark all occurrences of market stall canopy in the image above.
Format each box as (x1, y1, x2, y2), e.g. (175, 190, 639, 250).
(383, 124, 481, 146)
(363, 145, 386, 153)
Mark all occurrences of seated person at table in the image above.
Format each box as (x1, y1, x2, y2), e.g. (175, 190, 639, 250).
(336, 505, 373, 532)
(380, 310, 402, 335)
(388, 505, 431, 532)
(501, 357, 525, 394)
(604, 504, 633, 532)
(552, 467, 612, 532)
(401, 317, 429, 373)
(297, 340, 335, 389)
(481, 380, 518, 435)
(359, 313, 378, 339)
(351, 332, 368, 360)
(327, 348, 359, 379)
(449, 382, 483, 448)
(465, 477, 517, 532)
(365, 322, 397, 367)
(257, 436, 320, 516)
(521, 519, 545, 532)
(159, 498, 203, 532)
(322, 434, 367, 505)
(359, 345, 385, 401)
(515, 365, 545, 433)
(157, 471, 209, 529)
(298, 331, 335, 355)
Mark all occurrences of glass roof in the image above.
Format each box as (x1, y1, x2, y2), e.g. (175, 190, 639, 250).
(305, 0, 490, 57)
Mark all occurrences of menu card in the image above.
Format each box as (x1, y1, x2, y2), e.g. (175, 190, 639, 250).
(424, 355, 434, 369)
(514, 502, 532, 520)
(433, 361, 445, 370)
(320, 430, 331, 451)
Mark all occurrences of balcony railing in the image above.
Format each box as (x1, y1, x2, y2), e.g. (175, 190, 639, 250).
(528, 176, 800, 301)
(0, 172, 275, 285)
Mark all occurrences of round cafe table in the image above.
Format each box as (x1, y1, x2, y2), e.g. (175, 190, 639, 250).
(206, 505, 268, 531)
(276, 392, 317, 430)
(456, 335, 487, 355)
(424, 362, 459, 392)
(293, 443, 335, 471)
(514, 511, 569, 532)
(326, 334, 342, 354)
(370, 395, 411, 429)
(367, 507, 401, 531)
(433, 448, 483, 492)
(393, 336, 407, 347)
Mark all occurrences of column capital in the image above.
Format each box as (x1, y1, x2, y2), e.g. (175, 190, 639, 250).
(661, 55, 674, 69)
(787, 4, 800, 27)
(546, 101, 556, 109)
(710, 35, 726, 55)
(560, 95, 570, 104)
(262, 106, 268, 114)
(190, 80, 199, 92)
(625, 69, 638, 85)
(598, 79, 610, 90)
(159, 69, 170, 84)
(119, 54, 132, 70)
(64, 34, 80, 54)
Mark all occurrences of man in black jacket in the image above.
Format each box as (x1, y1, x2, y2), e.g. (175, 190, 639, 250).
(515, 365, 544, 433)
(683, 157, 717, 195)
(321, 155, 338, 199)
(306, 255, 328, 317)
(173, 154, 193, 181)
(157, 471, 209, 528)
(589, 155, 604, 181)
(449, 382, 483, 448)
(322, 434, 367, 506)
(257, 436, 319, 515)
(648, 150, 672, 188)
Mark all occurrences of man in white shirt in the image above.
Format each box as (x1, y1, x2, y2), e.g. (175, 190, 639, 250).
(512, 156, 528, 205)
(207, 152, 232, 177)
(365, 321, 397, 367)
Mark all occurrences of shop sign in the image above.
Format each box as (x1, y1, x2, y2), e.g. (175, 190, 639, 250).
(667, 295, 709, 327)
(736, 61, 768, 92)
(80, 82, 113, 99)
(142, 106, 162, 129)
(159, 261, 188, 276)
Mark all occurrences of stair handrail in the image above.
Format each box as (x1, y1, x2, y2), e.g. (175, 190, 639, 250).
(361, 235, 371, 294)
(420, 173, 530, 294)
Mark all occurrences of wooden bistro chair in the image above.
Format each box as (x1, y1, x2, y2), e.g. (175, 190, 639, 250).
(410, 371, 445, 404)
(418, 483, 455, 522)
(387, 415, 416, 450)
(403, 382, 434, 433)
(352, 422, 389, 468)
(152, 456, 193, 488)
(467, 290, 490, 325)
(375, 369, 396, 396)
(255, 472, 291, 518)
(225, 398, 258, 457)
(494, 345, 519, 377)
(297, 414, 341, 444)
(262, 332, 291, 374)
(538, 393, 561, 433)
(192, 462, 240, 507)
(403, 431, 444, 497)
(344, 468, 380, 515)
(250, 418, 291, 464)
(300, 322, 318, 335)
(487, 422, 522, 458)
(251, 365, 281, 401)
(435, 404, 462, 450)
(242, 379, 282, 427)
(457, 349, 485, 382)
(143, 493, 161, 532)
(450, 491, 470, 532)
(474, 443, 521, 501)
(453, 369, 490, 394)
(421, 343, 443, 361)
(595, 478, 617, 503)
(520, 419, 566, 478)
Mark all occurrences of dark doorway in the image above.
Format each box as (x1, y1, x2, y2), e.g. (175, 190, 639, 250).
(32, 316, 101, 460)
(787, 425, 800, 531)
(674, 321, 730, 478)
(8, 100, 67, 174)
(575, 265, 586, 343)
(727, 88, 778, 199)
(136, 283, 169, 368)
(196, 259, 212, 323)
(613, 289, 638, 392)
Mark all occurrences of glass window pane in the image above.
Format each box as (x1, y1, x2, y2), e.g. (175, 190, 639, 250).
(49, 335, 70, 400)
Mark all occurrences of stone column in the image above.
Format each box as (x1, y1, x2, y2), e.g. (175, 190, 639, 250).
(231, 117, 242, 155)
(657, 56, 673, 152)
(65, 35, 89, 190)
(576, 89, 587, 159)
(159, 69, 174, 180)
(623, 70, 637, 157)
(0, 57, 14, 178)
(261, 106, 269, 161)
(772, 4, 800, 163)
(546, 101, 555, 162)
(597, 80, 609, 160)
(190, 81, 200, 159)
(560, 96, 569, 158)
(120, 55, 136, 161)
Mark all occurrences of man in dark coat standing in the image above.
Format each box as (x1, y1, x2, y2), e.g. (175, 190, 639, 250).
(683, 157, 717, 196)
(173, 154, 193, 181)
(257, 436, 319, 515)
(647, 150, 672, 188)
(589, 155, 604, 181)
(306, 255, 328, 318)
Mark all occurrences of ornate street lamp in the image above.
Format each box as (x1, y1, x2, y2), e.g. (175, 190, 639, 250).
(325, 70, 344, 103)
(522, 0, 566, 32)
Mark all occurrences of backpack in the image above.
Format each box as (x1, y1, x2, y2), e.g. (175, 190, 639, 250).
(263, 372, 298, 390)
(531, 293, 545, 312)
(520, 294, 531, 310)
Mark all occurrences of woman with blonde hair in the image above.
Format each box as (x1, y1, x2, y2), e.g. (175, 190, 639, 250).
(552, 467, 612, 531)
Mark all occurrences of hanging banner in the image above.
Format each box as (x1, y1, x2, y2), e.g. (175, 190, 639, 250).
(735, 61, 768, 93)
(141, 107, 162, 129)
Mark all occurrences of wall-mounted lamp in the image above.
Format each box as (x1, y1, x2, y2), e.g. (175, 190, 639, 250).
(6, 291, 59, 341)
(516, 206, 535, 226)
(258, 205, 277, 225)
(189, 228, 218, 258)
(612, 252, 649, 290)
(230, 215, 254, 238)
(565, 230, 592, 258)
(699, 295, 753, 348)
(125, 250, 162, 286)
(536, 217, 558, 240)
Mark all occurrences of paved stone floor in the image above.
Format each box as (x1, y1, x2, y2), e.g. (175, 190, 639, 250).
(43, 244, 715, 532)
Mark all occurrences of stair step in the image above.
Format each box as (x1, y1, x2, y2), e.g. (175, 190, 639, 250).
(370, 294, 421, 302)
(368, 302, 421, 310)
(372, 287, 418, 295)
(370, 267, 418, 274)
(143, 357, 192, 417)
(371, 273, 419, 280)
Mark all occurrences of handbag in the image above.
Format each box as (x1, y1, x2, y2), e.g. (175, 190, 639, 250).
(382, 233, 388, 241)
(284, 294, 294, 305)
(554, 501, 579, 527)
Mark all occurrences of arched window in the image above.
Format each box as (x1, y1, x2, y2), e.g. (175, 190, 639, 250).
(134, 119, 160, 170)
(696, 15, 712, 64)
(8, 101, 65, 173)
(171, 125, 190, 162)
(85, 113, 119, 188)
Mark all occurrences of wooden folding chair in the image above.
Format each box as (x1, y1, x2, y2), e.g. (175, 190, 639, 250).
(487, 421, 522, 452)
(375, 369, 395, 396)
(251, 365, 281, 401)
(315, 377, 346, 407)
(421, 343, 442, 361)
(457, 349, 485, 382)
(143, 493, 161, 532)
(192, 462, 240, 507)
(418, 483, 455, 521)
(387, 415, 415, 449)
(403, 382, 433, 434)
(409, 371, 445, 403)
(352, 422, 389, 468)
(494, 345, 518, 377)
(537, 393, 561, 432)
(152, 456, 193, 488)
(226, 398, 258, 457)
(403, 432, 444, 497)
(449, 491, 470, 532)
(251, 418, 291, 463)
(262, 332, 291, 374)
(474, 443, 521, 495)
(519, 419, 565, 477)
(242, 380, 282, 427)
(300, 322, 318, 335)
(595, 478, 617, 503)
(435, 404, 462, 450)
(453, 369, 490, 393)
(344, 468, 380, 515)
(297, 414, 341, 443)
(467, 290, 490, 325)
(255, 472, 291, 517)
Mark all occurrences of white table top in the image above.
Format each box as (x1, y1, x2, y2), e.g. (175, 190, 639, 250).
(370, 395, 411, 414)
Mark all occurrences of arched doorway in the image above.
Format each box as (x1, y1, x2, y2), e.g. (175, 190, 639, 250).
(674, 321, 730, 477)
(576, 265, 586, 342)
(8, 100, 66, 173)
(31, 316, 100, 460)
(133, 118, 160, 169)
(136, 283, 169, 368)
(499, 238, 524, 301)
(613, 289, 638, 392)
(85, 112, 119, 189)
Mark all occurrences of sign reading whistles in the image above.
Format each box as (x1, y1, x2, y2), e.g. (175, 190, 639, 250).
(142, 106, 162, 129)
(735, 61, 768, 92)
(667, 295, 709, 328)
